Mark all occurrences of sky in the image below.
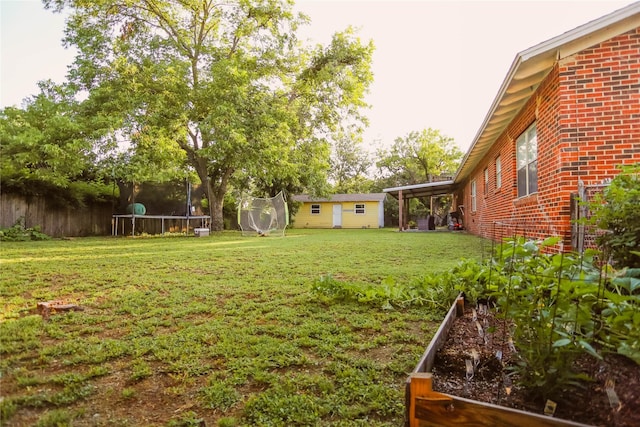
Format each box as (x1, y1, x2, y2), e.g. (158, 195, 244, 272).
(1, 0, 637, 153)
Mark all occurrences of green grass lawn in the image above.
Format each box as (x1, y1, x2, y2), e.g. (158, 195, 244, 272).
(0, 228, 486, 426)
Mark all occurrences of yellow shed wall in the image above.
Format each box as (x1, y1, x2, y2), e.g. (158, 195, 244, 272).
(294, 202, 333, 228)
(293, 201, 381, 228)
(341, 201, 380, 228)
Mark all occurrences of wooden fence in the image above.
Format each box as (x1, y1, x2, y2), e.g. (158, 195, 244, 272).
(0, 194, 113, 237)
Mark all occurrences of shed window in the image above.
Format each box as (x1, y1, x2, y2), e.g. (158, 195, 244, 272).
(355, 203, 365, 214)
(311, 204, 320, 215)
(495, 156, 502, 189)
(516, 123, 538, 197)
(471, 180, 477, 212)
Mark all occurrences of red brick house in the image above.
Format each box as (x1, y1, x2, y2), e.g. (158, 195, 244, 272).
(385, 3, 640, 250)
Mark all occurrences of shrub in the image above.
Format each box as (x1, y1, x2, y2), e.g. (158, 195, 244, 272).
(1, 178, 117, 209)
(0, 218, 50, 241)
(467, 237, 638, 398)
(590, 164, 640, 268)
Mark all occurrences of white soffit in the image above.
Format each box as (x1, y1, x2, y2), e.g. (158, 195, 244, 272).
(455, 2, 640, 183)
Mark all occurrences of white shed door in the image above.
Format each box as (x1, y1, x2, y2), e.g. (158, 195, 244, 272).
(332, 204, 342, 228)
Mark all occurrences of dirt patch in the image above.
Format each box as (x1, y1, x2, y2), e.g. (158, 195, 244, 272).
(431, 307, 640, 426)
(5, 370, 216, 427)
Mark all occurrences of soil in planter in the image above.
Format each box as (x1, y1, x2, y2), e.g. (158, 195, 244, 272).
(431, 306, 639, 427)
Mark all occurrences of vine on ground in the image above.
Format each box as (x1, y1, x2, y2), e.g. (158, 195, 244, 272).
(313, 236, 639, 401)
(0, 217, 50, 242)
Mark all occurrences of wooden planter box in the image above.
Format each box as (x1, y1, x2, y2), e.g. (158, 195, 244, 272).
(405, 296, 592, 427)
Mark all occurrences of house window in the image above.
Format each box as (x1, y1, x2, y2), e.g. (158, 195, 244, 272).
(516, 123, 538, 197)
(483, 168, 489, 195)
(471, 180, 477, 212)
(495, 156, 502, 189)
(311, 204, 320, 215)
(355, 203, 365, 214)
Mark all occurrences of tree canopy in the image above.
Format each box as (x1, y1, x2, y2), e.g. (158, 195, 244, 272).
(0, 81, 114, 206)
(376, 128, 462, 186)
(376, 128, 463, 223)
(43, 0, 374, 230)
(329, 128, 373, 194)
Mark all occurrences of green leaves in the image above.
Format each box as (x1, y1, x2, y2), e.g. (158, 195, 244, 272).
(49, 0, 374, 230)
(376, 128, 463, 186)
(1, 85, 87, 187)
(589, 164, 640, 268)
(444, 236, 640, 400)
(0, 219, 50, 242)
(311, 261, 476, 317)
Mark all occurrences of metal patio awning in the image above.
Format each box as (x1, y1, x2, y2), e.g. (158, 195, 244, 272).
(383, 180, 456, 200)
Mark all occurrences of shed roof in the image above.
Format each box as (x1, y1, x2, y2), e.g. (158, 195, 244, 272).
(292, 193, 387, 203)
(454, 2, 640, 183)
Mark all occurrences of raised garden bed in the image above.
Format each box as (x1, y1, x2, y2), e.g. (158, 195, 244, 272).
(406, 296, 639, 427)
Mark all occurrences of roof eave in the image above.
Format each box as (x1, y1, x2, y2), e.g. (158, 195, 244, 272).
(454, 2, 640, 184)
(383, 180, 456, 199)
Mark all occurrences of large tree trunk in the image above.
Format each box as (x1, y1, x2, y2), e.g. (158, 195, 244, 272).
(190, 158, 220, 231)
(207, 181, 225, 231)
(190, 149, 231, 232)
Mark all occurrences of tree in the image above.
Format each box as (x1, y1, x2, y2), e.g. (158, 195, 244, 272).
(1, 81, 88, 188)
(376, 128, 463, 223)
(0, 81, 114, 207)
(376, 128, 462, 186)
(45, 0, 374, 230)
(329, 129, 373, 193)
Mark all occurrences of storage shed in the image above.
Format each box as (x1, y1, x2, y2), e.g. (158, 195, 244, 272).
(291, 193, 386, 229)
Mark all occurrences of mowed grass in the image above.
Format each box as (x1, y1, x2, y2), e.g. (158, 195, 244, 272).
(0, 228, 486, 426)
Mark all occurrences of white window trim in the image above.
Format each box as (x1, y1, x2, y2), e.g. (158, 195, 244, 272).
(483, 167, 489, 195)
(516, 123, 538, 197)
(311, 204, 320, 215)
(471, 180, 477, 212)
(354, 203, 365, 215)
(496, 156, 502, 189)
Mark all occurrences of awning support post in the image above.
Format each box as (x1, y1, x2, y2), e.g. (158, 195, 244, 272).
(398, 189, 404, 231)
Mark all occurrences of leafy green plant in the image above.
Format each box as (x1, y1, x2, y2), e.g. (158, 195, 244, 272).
(588, 164, 640, 268)
(35, 409, 76, 427)
(0, 399, 17, 421)
(598, 267, 640, 363)
(312, 272, 462, 316)
(130, 359, 153, 381)
(483, 238, 601, 399)
(121, 388, 136, 399)
(311, 256, 496, 319)
(0, 217, 50, 241)
(457, 236, 640, 400)
(199, 381, 241, 411)
(217, 417, 238, 427)
(243, 385, 327, 426)
(167, 411, 205, 427)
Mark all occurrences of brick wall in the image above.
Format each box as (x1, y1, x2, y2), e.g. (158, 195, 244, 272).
(457, 28, 640, 251)
(557, 27, 640, 183)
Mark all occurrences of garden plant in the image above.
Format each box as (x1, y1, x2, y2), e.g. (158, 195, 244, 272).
(404, 166, 640, 426)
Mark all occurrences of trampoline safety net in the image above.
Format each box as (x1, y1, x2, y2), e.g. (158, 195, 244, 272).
(237, 191, 289, 237)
